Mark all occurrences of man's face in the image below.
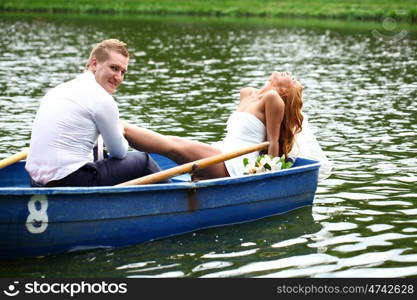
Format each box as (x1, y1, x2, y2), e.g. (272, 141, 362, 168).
(90, 51, 128, 94)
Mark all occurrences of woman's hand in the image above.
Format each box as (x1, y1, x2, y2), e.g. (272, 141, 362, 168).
(268, 142, 279, 158)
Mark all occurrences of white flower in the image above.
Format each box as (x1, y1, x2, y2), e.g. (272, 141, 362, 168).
(271, 161, 282, 171)
(243, 154, 293, 175)
(258, 165, 264, 173)
(259, 155, 272, 167)
(244, 165, 258, 174)
(272, 157, 281, 165)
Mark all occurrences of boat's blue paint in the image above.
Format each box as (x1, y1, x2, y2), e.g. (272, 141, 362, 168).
(0, 154, 320, 260)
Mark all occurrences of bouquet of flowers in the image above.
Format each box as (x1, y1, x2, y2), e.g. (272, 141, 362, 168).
(243, 154, 293, 175)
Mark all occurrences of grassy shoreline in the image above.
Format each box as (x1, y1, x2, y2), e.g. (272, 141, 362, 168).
(1, 0, 416, 23)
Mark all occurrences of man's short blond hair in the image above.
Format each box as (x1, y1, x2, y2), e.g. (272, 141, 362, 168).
(85, 39, 129, 69)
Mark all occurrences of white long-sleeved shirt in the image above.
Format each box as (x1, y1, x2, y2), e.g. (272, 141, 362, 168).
(25, 71, 128, 185)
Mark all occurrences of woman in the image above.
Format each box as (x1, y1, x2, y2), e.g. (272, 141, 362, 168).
(124, 71, 312, 180)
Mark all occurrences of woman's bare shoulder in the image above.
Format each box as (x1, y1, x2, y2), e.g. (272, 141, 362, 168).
(262, 90, 285, 111)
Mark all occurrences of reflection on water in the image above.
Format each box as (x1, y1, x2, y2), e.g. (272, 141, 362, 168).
(0, 14, 416, 277)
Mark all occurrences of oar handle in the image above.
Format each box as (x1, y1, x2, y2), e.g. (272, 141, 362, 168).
(116, 141, 270, 186)
(0, 149, 28, 169)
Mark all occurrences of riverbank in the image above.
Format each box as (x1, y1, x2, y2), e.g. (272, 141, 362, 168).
(1, 0, 416, 23)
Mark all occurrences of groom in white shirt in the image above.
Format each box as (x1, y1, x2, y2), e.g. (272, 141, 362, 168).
(26, 39, 163, 187)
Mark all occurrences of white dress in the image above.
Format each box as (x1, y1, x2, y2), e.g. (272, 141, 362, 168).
(212, 111, 332, 179)
(212, 111, 266, 177)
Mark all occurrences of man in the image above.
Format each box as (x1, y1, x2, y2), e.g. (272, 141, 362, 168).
(26, 39, 162, 187)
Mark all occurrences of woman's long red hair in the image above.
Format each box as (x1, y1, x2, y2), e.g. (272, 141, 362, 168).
(278, 84, 304, 157)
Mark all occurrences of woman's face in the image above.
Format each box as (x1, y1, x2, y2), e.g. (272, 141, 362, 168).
(268, 72, 296, 89)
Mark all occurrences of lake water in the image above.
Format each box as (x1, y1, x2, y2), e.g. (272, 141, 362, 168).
(0, 13, 416, 278)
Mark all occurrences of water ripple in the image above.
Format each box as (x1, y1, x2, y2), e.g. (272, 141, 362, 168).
(0, 15, 416, 278)
(201, 254, 337, 278)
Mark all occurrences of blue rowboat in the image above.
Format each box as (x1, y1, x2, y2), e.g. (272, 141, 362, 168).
(0, 154, 320, 260)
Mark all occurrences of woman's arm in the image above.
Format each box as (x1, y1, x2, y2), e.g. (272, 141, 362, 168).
(263, 90, 285, 157)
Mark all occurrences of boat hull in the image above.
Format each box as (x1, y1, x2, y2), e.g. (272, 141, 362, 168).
(0, 155, 319, 259)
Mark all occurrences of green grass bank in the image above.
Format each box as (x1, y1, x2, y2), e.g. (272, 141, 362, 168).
(1, 0, 416, 23)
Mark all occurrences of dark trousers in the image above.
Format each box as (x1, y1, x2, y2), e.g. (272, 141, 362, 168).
(31, 151, 166, 187)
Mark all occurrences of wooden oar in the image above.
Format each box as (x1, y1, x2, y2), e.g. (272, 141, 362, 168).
(116, 141, 270, 186)
(0, 149, 28, 169)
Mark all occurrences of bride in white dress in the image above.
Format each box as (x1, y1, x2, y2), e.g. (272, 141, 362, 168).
(124, 72, 331, 180)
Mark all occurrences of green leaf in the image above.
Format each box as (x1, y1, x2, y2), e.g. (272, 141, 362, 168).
(243, 157, 249, 167)
(256, 155, 262, 163)
(255, 155, 262, 166)
(264, 163, 271, 170)
(284, 161, 293, 169)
